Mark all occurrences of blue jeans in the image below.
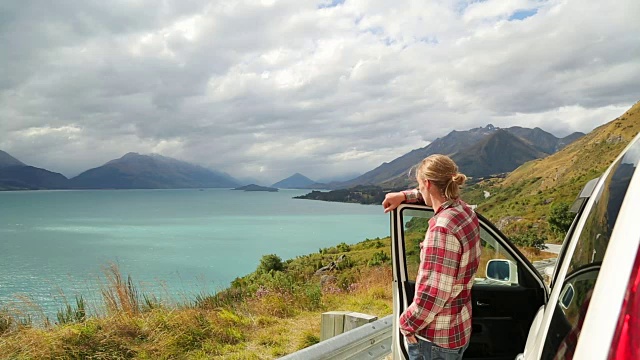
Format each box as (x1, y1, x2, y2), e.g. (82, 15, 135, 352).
(407, 338, 467, 360)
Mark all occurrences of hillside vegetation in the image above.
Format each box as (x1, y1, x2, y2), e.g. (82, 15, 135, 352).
(463, 101, 640, 242)
(0, 237, 396, 359)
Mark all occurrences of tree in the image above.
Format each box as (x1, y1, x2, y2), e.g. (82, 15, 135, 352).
(257, 254, 285, 273)
(548, 202, 575, 236)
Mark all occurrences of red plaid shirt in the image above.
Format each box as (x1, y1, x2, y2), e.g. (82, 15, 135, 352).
(399, 190, 481, 349)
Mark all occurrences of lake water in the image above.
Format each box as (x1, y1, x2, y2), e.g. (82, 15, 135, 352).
(0, 189, 388, 318)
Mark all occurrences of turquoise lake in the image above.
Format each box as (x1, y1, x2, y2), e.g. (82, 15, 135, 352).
(0, 189, 388, 318)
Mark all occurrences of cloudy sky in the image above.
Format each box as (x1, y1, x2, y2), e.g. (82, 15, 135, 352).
(1, 0, 639, 183)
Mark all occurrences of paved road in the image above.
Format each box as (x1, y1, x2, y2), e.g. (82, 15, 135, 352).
(544, 243, 562, 254)
(533, 257, 557, 276)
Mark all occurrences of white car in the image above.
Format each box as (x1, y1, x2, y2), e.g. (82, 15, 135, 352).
(390, 132, 640, 359)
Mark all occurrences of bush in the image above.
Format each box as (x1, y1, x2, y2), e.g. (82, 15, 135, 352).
(257, 254, 285, 273)
(510, 230, 547, 251)
(548, 202, 575, 236)
(336, 242, 351, 252)
(336, 256, 355, 270)
(368, 251, 390, 267)
(300, 284, 322, 310)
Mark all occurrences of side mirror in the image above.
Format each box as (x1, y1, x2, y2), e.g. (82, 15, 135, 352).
(486, 259, 518, 284)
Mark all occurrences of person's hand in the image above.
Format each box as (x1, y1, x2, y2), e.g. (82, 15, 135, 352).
(382, 192, 405, 213)
(405, 334, 418, 344)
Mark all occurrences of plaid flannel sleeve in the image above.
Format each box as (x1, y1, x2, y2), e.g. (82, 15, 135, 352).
(401, 189, 423, 204)
(399, 226, 462, 335)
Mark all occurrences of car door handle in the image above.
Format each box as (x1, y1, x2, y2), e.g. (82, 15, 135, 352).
(476, 301, 490, 307)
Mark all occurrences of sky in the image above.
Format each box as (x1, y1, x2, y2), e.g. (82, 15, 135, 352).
(1, 0, 639, 183)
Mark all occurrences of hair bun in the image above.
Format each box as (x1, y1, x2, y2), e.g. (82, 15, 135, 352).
(452, 173, 467, 186)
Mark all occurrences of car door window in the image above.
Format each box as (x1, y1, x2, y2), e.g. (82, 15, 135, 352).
(541, 140, 640, 360)
(401, 209, 520, 286)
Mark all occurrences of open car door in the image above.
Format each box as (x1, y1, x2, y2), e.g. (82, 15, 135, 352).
(391, 204, 548, 360)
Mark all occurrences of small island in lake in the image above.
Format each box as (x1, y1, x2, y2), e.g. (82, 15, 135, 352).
(232, 184, 279, 192)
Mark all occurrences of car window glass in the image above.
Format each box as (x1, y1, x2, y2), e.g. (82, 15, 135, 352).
(401, 209, 519, 286)
(401, 209, 432, 280)
(541, 140, 640, 360)
(476, 228, 520, 286)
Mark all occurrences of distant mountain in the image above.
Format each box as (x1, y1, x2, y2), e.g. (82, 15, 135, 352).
(558, 132, 586, 149)
(505, 127, 562, 154)
(271, 173, 316, 189)
(0, 165, 70, 190)
(315, 172, 363, 184)
(452, 129, 547, 178)
(0, 150, 26, 168)
(505, 127, 585, 154)
(0, 150, 70, 190)
(70, 153, 241, 189)
(339, 124, 583, 188)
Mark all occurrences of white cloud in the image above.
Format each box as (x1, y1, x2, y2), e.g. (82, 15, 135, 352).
(1, 0, 639, 183)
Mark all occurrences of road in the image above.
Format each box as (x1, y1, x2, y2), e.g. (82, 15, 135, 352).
(544, 243, 562, 254)
(531, 244, 561, 278)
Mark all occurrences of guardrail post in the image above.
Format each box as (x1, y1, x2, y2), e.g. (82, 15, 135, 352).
(279, 314, 393, 360)
(321, 311, 350, 340)
(321, 311, 378, 340)
(344, 312, 378, 332)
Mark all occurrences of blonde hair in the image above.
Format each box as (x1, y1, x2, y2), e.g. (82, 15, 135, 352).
(415, 154, 466, 200)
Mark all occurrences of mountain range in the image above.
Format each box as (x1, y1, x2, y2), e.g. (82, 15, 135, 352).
(0, 152, 240, 190)
(463, 100, 640, 239)
(0, 124, 584, 191)
(336, 125, 584, 189)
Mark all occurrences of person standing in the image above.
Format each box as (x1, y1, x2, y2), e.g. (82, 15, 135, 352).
(382, 154, 481, 360)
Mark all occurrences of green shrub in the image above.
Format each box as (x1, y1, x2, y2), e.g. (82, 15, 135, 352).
(257, 254, 285, 273)
(336, 242, 351, 252)
(301, 284, 322, 310)
(368, 251, 390, 267)
(548, 202, 575, 236)
(336, 256, 355, 270)
(510, 230, 547, 251)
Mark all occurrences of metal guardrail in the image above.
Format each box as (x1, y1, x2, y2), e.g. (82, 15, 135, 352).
(279, 314, 393, 360)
